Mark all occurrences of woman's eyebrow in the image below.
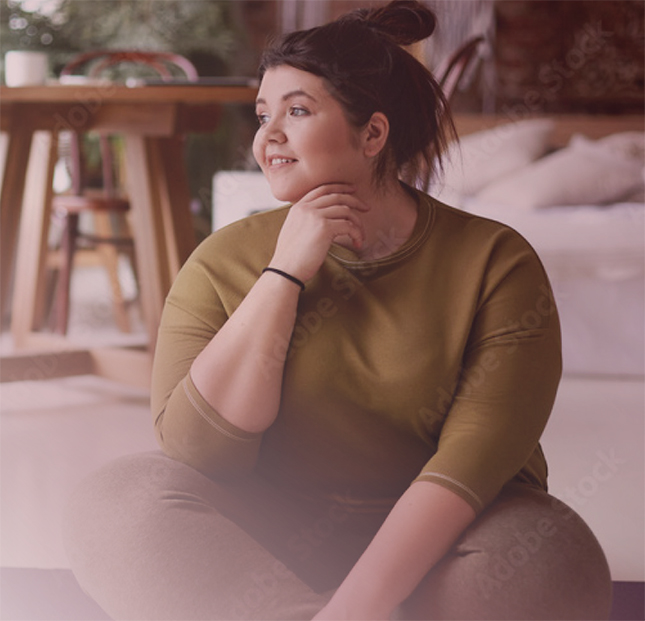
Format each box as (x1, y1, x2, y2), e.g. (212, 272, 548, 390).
(255, 89, 318, 107)
(282, 89, 317, 102)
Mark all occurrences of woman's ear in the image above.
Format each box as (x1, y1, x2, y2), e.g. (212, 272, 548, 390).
(362, 112, 389, 158)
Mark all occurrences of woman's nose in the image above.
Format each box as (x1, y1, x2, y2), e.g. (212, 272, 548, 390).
(265, 118, 286, 143)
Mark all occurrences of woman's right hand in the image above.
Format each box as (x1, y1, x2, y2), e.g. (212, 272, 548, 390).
(269, 183, 371, 283)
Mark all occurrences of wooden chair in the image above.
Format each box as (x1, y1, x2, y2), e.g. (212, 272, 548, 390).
(437, 35, 486, 103)
(50, 50, 198, 334)
(413, 35, 485, 192)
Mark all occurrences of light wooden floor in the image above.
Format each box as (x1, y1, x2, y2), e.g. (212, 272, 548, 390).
(1, 264, 156, 572)
(1, 374, 157, 569)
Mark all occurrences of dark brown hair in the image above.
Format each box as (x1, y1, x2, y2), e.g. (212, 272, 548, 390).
(259, 0, 455, 184)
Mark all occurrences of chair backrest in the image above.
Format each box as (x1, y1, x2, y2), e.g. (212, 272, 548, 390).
(437, 36, 485, 103)
(59, 50, 199, 197)
(60, 49, 199, 81)
(409, 36, 485, 193)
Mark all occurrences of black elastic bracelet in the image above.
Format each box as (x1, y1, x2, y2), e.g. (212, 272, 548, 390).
(262, 267, 305, 291)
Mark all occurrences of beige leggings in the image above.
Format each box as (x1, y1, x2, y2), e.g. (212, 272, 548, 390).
(63, 451, 612, 620)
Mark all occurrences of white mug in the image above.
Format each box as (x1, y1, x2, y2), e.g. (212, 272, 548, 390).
(4, 51, 49, 86)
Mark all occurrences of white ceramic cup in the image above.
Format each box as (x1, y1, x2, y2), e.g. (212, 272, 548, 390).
(4, 51, 49, 86)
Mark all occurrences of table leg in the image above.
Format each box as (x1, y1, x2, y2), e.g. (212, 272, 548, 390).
(122, 135, 197, 350)
(0, 127, 33, 320)
(10, 131, 58, 348)
(122, 135, 173, 349)
(155, 136, 197, 276)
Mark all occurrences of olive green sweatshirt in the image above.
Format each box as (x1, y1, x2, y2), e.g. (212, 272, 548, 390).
(152, 189, 561, 515)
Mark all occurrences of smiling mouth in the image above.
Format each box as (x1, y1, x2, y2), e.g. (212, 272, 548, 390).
(269, 157, 296, 166)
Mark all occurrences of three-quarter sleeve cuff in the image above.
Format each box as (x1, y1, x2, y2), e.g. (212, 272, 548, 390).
(183, 374, 263, 444)
(155, 374, 264, 476)
(414, 471, 485, 514)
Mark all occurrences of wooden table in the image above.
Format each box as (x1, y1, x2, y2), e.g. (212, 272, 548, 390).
(0, 82, 257, 387)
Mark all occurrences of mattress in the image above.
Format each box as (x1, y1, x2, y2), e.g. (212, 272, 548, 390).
(461, 199, 645, 377)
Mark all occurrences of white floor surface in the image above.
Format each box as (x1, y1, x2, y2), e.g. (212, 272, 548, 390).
(1, 375, 157, 570)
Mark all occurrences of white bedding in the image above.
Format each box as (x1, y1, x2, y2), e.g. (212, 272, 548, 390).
(461, 199, 645, 377)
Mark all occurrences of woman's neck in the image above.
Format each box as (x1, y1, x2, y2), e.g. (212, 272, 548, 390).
(340, 178, 419, 261)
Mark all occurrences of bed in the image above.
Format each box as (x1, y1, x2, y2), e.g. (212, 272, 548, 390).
(435, 114, 645, 378)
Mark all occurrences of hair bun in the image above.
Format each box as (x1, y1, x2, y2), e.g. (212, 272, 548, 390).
(361, 0, 437, 46)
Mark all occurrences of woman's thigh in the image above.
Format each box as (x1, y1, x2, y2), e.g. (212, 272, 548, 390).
(397, 483, 612, 621)
(63, 451, 330, 620)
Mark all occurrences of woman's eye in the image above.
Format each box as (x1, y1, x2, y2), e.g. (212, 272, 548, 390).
(256, 113, 269, 125)
(289, 106, 309, 117)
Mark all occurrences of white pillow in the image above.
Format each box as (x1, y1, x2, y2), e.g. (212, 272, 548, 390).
(595, 131, 645, 162)
(432, 118, 555, 203)
(475, 132, 645, 209)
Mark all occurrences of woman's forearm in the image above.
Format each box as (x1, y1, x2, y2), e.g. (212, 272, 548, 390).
(189, 270, 301, 433)
(189, 185, 369, 436)
(316, 481, 476, 620)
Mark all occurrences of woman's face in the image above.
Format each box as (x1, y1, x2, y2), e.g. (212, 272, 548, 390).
(252, 65, 371, 203)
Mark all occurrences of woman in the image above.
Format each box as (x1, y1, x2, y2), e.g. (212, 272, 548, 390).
(64, 2, 612, 619)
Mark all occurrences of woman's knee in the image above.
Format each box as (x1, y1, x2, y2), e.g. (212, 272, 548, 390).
(62, 451, 224, 618)
(398, 484, 612, 620)
(65, 452, 205, 539)
(62, 451, 329, 620)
